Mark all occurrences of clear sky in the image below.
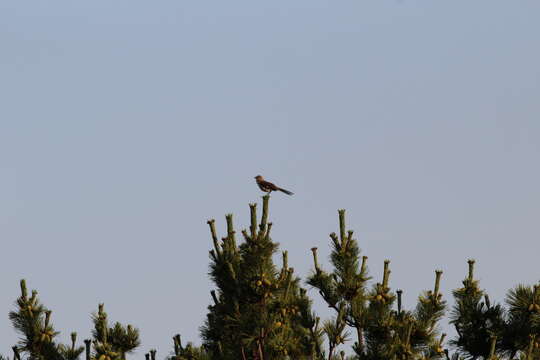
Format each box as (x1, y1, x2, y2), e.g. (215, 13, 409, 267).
(1, 1, 539, 358)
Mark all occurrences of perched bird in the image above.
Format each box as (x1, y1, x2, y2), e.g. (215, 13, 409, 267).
(254, 175, 294, 196)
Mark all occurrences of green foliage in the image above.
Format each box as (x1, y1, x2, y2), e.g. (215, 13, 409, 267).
(5, 199, 540, 360)
(90, 303, 140, 360)
(200, 195, 321, 359)
(165, 334, 210, 360)
(450, 260, 540, 360)
(307, 210, 447, 360)
(8, 279, 84, 360)
(7, 280, 139, 360)
(450, 260, 506, 359)
(503, 284, 540, 357)
(57, 333, 85, 360)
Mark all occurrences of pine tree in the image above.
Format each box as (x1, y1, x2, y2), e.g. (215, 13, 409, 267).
(8, 279, 85, 360)
(7, 205, 540, 360)
(90, 303, 140, 360)
(200, 195, 322, 360)
(8, 279, 140, 360)
(450, 260, 506, 359)
(451, 260, 540, 359)
(503, 283, 540, 358)
(307, 209, 447, 360)
(164, 334, 210, 360)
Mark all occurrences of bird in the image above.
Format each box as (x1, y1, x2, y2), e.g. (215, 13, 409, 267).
(254, 175, 294, 196)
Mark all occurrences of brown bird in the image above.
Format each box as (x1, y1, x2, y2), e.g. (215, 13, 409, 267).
(254, 175, 294, 196)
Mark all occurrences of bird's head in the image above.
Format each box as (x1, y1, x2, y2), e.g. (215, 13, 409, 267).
(254, 175, 263, 181)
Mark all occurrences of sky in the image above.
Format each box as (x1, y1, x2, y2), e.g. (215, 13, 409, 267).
(1, 1, 540, 358)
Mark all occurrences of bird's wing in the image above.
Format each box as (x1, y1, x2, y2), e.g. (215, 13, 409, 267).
(259, 180, 279, 191)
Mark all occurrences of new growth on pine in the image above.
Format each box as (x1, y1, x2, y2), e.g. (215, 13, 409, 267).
(307, 209, 447, 360)
(450, 260, 540, 359)
(90, 303, 140, 360)
(8, 279, 85, 360)
(8, 280, 140, 360)
(200, 195, 321, 359)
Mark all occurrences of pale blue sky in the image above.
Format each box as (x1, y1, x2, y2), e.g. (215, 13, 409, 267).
(1, 1, 539, 358)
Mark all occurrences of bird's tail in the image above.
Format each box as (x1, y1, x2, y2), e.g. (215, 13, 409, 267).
(278, 188, 294, 195)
